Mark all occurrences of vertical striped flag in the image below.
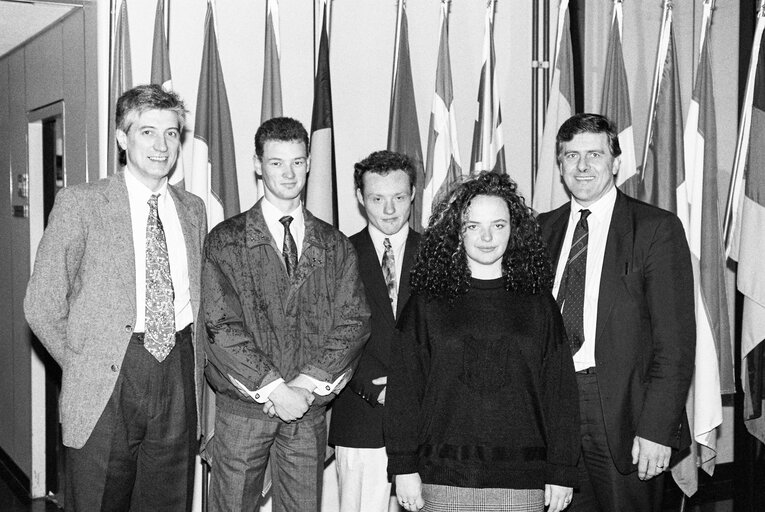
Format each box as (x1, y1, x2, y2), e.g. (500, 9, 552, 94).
(108, 0, 132, 175)
(150, 0, 186, 189)
(190, 1, 240, 229)
(470, 0, 506, 177)
(532, 0, 574, 212)
(638, 3, 688, 230)
(726, 3, 765, 445)
(674, 0, 731, 495)
(600, 0, 638, 197)
(388, 0, 424, 229)
(305, 0, 337, 225)
(258, 0, 283, 200)
(422, 0, 462, 229)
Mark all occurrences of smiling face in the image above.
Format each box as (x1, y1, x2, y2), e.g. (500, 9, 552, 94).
(461, 194, 511, 279)
(116, 109, 181, 191)
(558, 131, 619, 207)
(356, 169, 414, 236)
(255, 139, 309, 212)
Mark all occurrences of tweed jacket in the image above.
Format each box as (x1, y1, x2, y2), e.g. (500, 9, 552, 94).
(24, 171, 207, 449)
(201, 199, 371, 413)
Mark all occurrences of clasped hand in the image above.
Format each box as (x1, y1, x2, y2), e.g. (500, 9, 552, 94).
(262, 382, 315, 422)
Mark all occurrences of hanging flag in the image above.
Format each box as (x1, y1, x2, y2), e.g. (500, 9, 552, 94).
(422, 0, 462, 229)
(305, 0, 337, 225)
(470, 0, 506, 177)
(257, 0, 283, 200)
(727, 4, 765, 446)
(190, 1, 240, 228)
(108, 0, 132, 175)
(600, 0, 638, 197)
(532, 0, 573, 212)
(149, 0, 186, 189)
(673, 0, 731, 495)
(638, 3, 688, 229)
(388, 0, 425, 229)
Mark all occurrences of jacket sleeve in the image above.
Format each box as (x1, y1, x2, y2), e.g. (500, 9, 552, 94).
(636, 214, 695, 446)
(299, 237, 371, 385)
(24, 188, 86, 366)
(540, 293, 580, 487)
(201, 234, 282, 393)
(385, 296, 429, 476)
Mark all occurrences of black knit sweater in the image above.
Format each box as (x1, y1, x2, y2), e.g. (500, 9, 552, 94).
(385, 277, 579, 489)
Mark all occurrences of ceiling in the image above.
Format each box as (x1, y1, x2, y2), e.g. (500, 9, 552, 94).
(0, 1, 78, 59)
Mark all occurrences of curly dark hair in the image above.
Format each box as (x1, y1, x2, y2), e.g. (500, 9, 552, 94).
(411, 172, 552, 301)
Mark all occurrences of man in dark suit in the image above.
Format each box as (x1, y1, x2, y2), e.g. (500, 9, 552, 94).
(537, 113, 695, 512)
(329, 150, 420, 512)
(25, 85, 207, 510)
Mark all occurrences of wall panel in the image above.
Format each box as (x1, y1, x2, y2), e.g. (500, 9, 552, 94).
(25, 26, 63, 110)
(63, 10, 87, 187)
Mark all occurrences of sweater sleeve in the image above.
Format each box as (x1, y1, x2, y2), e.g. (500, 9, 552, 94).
(385, 295, 430, 476)
(540, 293, 580, 487)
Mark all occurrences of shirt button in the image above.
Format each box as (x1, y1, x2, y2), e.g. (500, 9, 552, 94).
(325, 385, 331, 391)
(110, 364, 119, 372)
(124, 325, 132, 332)
(255, 393, 260, 400)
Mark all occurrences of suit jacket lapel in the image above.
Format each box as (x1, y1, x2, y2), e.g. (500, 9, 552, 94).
(169, 185, 203, 315)
(396, 230, 419, 319)
(104, 173, 137, 313)
(358, 229, 396, 326)
(596, 191, 634, 343)
(546, 205, 571, 270)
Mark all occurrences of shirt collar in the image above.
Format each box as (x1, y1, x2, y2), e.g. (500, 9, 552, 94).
(261, 196, 304, 226)
(124, 168, 169, 206)
(569, 184, 617, 222)
(367, 223, 409, 252)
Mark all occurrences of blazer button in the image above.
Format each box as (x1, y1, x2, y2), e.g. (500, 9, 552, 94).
(110, 364, 119, 372)
(124, 325, 132, 333)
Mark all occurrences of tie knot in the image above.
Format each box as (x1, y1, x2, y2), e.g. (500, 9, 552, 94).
(279, 215, 293, 228)
(148, 194, 160, 210)
(383, 238, 392, 251)
(579, 209, 591, 220)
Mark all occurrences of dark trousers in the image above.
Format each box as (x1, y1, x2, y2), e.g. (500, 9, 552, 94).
(568, 372, 664, 512)
(65, 326, 197, 512)
(209, 400, 327, 512)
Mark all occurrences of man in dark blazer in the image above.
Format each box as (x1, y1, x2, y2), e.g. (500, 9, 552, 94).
(537, 113, 695, 512)
(329, 150, 421, 512)
(25, 85, 207, 510)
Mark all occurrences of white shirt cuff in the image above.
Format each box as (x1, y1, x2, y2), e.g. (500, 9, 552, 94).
(302, 371, 349, 396)
(228, 374, 284, 404)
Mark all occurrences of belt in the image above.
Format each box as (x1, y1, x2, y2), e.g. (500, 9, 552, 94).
(576, 367, 596, 375)
(131, 323, 192, 343)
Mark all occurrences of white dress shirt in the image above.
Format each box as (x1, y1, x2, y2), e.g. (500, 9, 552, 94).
(124, 169, 192, 332)
(367, 223, 409, 316)
(552, 185, 617, 371)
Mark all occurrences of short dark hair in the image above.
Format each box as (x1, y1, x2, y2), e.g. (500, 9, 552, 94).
(353, 150, 417, 193)
(254, 117, 309, 159)
(555, 113, 621, 162)
(115, 84, 187, 166)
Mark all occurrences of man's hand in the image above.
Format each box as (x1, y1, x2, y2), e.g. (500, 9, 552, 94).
(632, 436, 671, 480)
(372, 376, 387, 405)
(395, 473, 424, 511)
(265, 383, 313, 422)
(545, 484, 573, 512)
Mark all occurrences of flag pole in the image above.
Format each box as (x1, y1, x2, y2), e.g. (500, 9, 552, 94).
(390, 0, 403, 95)
(640, 0, 672, 178)
(723, 1, 765, 252)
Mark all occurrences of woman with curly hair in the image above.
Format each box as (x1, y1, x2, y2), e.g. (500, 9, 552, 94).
(385, 172, 579, 512)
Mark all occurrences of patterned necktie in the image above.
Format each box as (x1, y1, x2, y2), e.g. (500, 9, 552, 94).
(145, 194, 176, 362)
(557, 209, 591, 355)
(279, 215, 298, 278)
(382, 238, 397, 314)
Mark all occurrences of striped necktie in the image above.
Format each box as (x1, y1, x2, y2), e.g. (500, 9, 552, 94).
(556, 209, 590, 355)
(144, 194, 176, 362)
(382, 238, 397, 314)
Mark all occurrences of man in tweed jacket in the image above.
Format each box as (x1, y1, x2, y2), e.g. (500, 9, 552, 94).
(25, 85, 207, 511)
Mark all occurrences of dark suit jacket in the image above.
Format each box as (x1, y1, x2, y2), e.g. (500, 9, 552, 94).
(538, 190, 695, 474)
(24, 171, 207, 448)
(328, 228, 420, 448)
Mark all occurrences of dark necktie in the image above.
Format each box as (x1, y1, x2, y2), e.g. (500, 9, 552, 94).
(145, 194, 176, 362)
(279, 215, 298, 278)
(557, 209, 591, 355)
(382, 238, 397, 314)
